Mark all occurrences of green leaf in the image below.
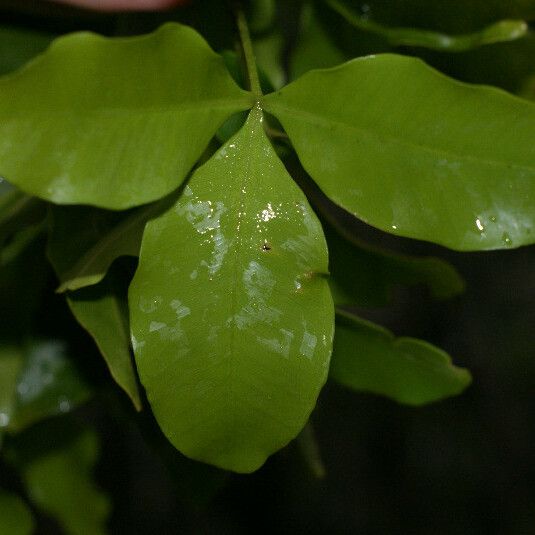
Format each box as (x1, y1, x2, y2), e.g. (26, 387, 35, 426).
(330, 309, 471, 405)
(48, 199, 170, 293)
(20, 427, 110, 535)
(67, 266, 142, 411)
(0, 23, 252, 209)
(264, 54, 535, 250)
(325, 223, 464, 306)
(325, 0, 528, 51)
(8, 341, 92, 433)
(129, 108, 334, 472)
(0, 491, 34, 535)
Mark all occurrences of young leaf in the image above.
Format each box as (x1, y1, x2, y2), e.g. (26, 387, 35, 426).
(67, 267, 142, 411)
(20, 428, 110, 535)
(0, 23, 252, 209)
(331, 309, 471, 405)
(264, 54, 535, 250)
(0, 491, 34, 535)
(129, 108, 334, 472)
(325, 224, 464, 307)
(326, 0, 528, 52)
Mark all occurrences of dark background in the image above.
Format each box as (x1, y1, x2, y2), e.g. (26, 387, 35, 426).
(1, 1, 534, 533)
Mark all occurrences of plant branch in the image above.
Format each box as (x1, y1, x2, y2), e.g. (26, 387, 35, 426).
(235, 3, 262, 98)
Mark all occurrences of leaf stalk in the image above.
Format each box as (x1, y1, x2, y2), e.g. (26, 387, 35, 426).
(235, 4, 263, 99)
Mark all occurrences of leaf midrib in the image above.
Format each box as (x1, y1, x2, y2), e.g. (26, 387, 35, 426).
(226, 117, 258, 393)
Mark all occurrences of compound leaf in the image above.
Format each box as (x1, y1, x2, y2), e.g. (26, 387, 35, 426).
(264, 54, 535, 250)
(0, 23, 252, 209)
(331, 309, 471, 405)
(129, 108, 334, 472)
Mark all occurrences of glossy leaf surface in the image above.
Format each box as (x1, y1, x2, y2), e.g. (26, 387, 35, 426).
(67, 268, 141, 410)
(325, 224, 464, 306)
(264, 54, 535, 250)
(331, 310, 471, 405)
(130, 108, 334, 472)
(21, 428, 110, 535)
(8, 341, 91, 433)
(0, 491, 34, 535)
(0, 23, 252, 209)
(326, 0, 528, 51)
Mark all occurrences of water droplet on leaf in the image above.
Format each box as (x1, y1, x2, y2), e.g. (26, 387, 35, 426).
(501, 232, 513, 246)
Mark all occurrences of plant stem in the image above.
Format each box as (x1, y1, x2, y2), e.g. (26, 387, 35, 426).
(235, 4, 262, 99)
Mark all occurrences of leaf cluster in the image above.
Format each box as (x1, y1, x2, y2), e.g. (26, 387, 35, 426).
(1, 1, 534, 529)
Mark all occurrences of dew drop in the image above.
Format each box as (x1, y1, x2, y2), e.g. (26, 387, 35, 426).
(501, 232, 513, 247)
(475, 218, 485, 232)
